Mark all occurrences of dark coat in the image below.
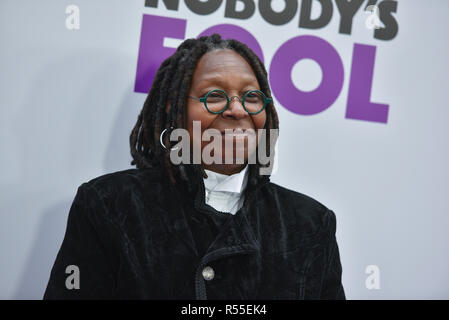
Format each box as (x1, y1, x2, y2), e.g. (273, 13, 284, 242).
(43, 165, 345, 300)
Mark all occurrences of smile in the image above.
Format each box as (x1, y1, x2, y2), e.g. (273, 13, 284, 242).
(218, 129, 256, 136)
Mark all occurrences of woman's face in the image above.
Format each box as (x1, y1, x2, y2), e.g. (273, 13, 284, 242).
(185, 49, 267, 175)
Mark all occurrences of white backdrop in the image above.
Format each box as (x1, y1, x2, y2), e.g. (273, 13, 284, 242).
(1, 0, 448, 299)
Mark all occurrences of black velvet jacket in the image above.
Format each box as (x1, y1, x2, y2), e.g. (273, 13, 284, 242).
(43, 165, 345, 300)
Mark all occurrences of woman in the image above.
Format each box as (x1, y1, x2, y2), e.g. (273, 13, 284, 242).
(43, 34, 345, 300)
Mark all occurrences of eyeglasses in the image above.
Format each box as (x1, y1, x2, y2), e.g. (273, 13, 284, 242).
(187, 89, 272, 115)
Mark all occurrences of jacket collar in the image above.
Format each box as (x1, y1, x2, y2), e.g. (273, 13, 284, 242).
(162, 164, 271, 258)
(203, 164, 249, 194)
(193, 164, 269, 215)
(171, 163, 270, 202)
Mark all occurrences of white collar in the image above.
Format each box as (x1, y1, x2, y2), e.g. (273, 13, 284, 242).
(203, 165, 249, 194)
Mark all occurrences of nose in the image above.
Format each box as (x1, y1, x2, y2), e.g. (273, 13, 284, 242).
(221, 96, 247, 119)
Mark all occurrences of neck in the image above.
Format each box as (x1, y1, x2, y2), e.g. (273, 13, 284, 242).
(201, 163, 247, 176)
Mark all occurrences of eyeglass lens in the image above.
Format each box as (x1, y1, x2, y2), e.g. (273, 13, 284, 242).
(205, 90, 265, 113)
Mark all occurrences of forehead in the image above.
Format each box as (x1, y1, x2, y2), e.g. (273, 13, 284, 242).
(190, 49, 259, 87)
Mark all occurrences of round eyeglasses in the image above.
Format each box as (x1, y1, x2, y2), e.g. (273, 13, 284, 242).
(188, 89, 272, 115)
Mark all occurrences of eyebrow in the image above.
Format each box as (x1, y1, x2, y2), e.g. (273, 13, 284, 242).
(195, 74, 259, 87)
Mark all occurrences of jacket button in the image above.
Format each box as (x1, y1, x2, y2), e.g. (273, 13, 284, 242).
(202, 266, 215, 281)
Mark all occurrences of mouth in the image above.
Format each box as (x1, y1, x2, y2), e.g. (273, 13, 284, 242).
(218, 128, 255, 136)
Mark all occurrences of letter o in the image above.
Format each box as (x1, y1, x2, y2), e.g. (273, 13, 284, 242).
(269, 35, 344, 115)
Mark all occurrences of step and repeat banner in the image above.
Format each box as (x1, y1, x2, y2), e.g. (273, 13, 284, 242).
(1, 0, 448, 299)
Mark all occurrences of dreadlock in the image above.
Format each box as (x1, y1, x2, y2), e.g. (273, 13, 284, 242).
(130, 33, 279, 191)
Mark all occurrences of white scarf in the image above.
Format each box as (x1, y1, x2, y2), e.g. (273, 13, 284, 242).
(203, 165, 249, 215)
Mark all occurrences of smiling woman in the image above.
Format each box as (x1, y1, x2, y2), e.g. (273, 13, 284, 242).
(43, 33, 345, 300)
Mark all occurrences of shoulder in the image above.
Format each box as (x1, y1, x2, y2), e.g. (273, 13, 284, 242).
(263, 182, 338, 241)
(266, 182, 329, 213)
(77, 167, 164, 202)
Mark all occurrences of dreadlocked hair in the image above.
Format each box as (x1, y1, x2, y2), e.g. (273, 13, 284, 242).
(130, 33, 279, 190)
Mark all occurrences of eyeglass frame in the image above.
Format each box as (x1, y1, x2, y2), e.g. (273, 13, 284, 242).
(187, 89, 272, 115)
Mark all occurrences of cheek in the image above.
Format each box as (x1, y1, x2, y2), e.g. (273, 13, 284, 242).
(186, 103, 216, 138)
(252, 111, 267, 130)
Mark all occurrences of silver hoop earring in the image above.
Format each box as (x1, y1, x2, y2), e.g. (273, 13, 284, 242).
(160, 127, 179, 151)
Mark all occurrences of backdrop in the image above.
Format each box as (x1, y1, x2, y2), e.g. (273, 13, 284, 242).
(1, 0, 448, 299)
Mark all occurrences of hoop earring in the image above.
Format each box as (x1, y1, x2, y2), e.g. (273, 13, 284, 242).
(160, 127, 179, 151)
